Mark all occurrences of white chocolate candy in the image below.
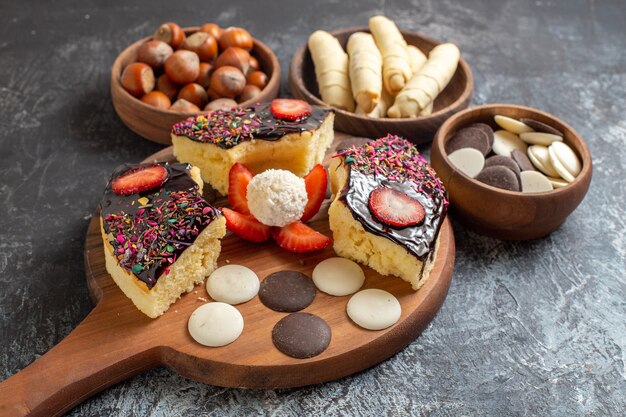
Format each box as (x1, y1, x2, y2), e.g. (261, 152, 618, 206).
(519, 132, 563, 146)
(312, 257, 365, 296)
(188, 302, 244, 347)
(494, 115, 533, 135)
(520, 171, 553, 193)
(549, 142, 581, 179)
(347, 289, 401, 330)
(547, 176, 568, 189)
(527, 145, 560, 177)
(206, 265, 260, 305)
(448, 148, 485, 178)
(492, 130, 528, 157)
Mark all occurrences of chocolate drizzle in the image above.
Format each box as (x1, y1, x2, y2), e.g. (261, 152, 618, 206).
(334, 135, 448, 260)
(100, 163, 220, 289)
(171, 102, 332, 149)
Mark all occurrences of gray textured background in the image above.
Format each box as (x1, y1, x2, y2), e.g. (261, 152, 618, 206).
(1, 0, 625, 416)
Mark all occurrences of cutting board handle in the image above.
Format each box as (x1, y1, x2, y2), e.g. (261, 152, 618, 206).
(0, 303, 159, 417)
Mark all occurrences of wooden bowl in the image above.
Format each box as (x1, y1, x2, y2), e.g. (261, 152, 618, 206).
(289, 26, 473, 143)
(111, 27, 281, 145)
(430, 104, 592, 240)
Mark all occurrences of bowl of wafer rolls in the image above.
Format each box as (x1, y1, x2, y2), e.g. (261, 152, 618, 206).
(289, 16, 473, 143)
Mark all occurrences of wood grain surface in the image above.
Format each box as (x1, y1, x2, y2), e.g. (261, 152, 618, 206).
(289, 26, 473, 142)
(0, 136, 455, 417)
(111, 27, 281, 145)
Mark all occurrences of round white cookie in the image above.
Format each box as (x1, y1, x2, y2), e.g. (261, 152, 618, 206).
(448, 148, 485, 178)
(347, 289, 401, 330)
(527, 145, 560, 177)
(188, 302, 244, 347)
(520, 171, 553, 193)
(492, 130, 528, 157)
(494, 115, 533, 134)
(549, 142, 581, 180)
(312, 257, 365, 296)
(519, 132, 563, 146)
(206, 265, 260, 305)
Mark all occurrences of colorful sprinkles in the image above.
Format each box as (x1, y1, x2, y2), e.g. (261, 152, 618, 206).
(171, 103, 332, 149)
(101, 163, 219, 289)
(334, 134, 449, 206)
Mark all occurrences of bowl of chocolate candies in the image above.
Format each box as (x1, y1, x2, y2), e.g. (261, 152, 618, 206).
(430, 104, 592, 240)
(111, 22, 280, 144)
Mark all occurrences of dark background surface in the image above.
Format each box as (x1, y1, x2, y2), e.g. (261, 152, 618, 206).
(1, 0, 624, 415)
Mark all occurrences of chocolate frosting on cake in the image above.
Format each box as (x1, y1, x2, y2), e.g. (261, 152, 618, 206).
(171, 102, 332, 149)
(100, 163, 220, 289)
(334, 135, 448, 260)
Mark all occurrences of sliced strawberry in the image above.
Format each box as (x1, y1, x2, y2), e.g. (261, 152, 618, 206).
(272, 221, 332, 253)
(111, 164, 168, 196)
(300, 164, 328, 222)
(222, 208, 271, 242)
(368, 187, 425, 228)
(270, 98, 312, 121)
(228, 163, 254, 214)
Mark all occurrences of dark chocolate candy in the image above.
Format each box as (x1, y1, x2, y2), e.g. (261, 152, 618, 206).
(259, 271, 316, 312)
(272, 313, 331, 359)
(446, 127, 491, 156)
(475, 165, 520, 191)
(511, 149, 537, 172)
(466, 122, 494, 150)
(519, 118, 563, 137)
(484, 155, 521, 179)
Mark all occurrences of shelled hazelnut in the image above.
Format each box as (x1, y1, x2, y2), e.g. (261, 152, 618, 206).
(210, 66, 246, 98)
(121, 62, 155, 97)
(121, 22, 270, 111)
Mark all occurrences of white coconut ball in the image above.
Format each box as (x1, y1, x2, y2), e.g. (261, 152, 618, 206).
(246, 169, 308, 227)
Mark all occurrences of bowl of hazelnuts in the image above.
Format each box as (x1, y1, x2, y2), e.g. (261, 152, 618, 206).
(111, 22, 280, 144)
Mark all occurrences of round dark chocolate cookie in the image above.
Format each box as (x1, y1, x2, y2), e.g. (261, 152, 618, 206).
(475, 165, 520, 191)
(466, 122, 494, 150)
(259, 270, 316, 312)
(484, 155, 521, 178)
(519, 118, 563, 136)
(445, 127, 491, 156)
(511, 149, 537, 172)
(272, 312, 331, 359)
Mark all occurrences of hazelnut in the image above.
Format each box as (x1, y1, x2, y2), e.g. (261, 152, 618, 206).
(154, 22, 186, 49)
(219, 27, 253, 51)
(204, 98, 238, 112)
(206, 88, 221, 101)
(164, 50, 200, 85)
(136, 40, 173, 69)
(238, 85, 261, 103)
(248, 56, 260, 72)
(210, 66, 246, 98)
(200, 23, 223, 40)
(178, 83, 209, 108)
(121, 62, 155, 97)
(215, 47, 250, 74)
(140, 91, 171, 109)
(246, 70, 268, 89)
(195, 62, 213, 89)
(170, 98, 201, 113)
(156, 74, 180, 101)
(181, 31, 218, 62)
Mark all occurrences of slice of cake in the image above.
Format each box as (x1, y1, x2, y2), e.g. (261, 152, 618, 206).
(100, 162, 226, 318)
(171, 99, 335, 195)
(328, 135, 448, 290)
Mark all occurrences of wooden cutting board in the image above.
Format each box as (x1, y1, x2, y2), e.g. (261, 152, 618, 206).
(0, 135, 455, 417)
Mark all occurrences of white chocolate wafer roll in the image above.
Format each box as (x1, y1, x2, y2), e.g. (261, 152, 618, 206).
(369, 16, 412, 95)
(308, 30, 355, 111)
(407, 45, 427, 74)
(388, 43, 460, 118)
(355, 87, 393, 118)
(347, 32, 383, 113)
